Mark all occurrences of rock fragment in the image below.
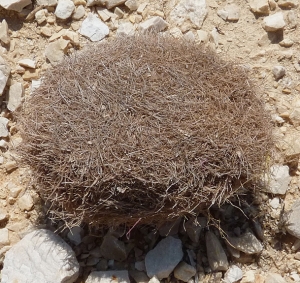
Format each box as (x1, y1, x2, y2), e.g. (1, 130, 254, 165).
(224, 265, 243, 283)
(262, 12, 286, 31)
(206, 231, 229, 271)
(139, 16, 168, 33)
(263, 165, 290, 195)
(105, 0, 126, 9)
(7, 82, 24, 112)
(17, 193, 34, 211)
(272, 65, 286, 80)
(55, 0, 75, 20)
(125, 0, 138, 11)
(18, 59, 36, 69)
(45, 38, 69, 65)
(0, 117, 9, 138)
(185, 217, 206, 243)
(0, 20, 10, 45)
(0, 0, 31, 12)
(86, 271, 130, 283)
(173, 261, 196, 282)
(87, 0, 105, 6)
(227, 231, 263, 254)
(145, 236, 183, 279)
(36, 0, 57, 5)
(249, 0, 269, 14)
(117, 22, 135, 36)
(283, 200, 300, 238)
(1, 229, 79, 283)
(72, 5, 85, 20)
(100, 234, 127, 261)
(217, 4, 240, 21)
(279, 38, 294, 47)
(79, 13, 109, 42)
(0, 56, 10, 95)
(35, 9, 47, 24)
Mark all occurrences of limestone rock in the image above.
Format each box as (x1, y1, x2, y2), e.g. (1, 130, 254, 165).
(224, 265, 243, 283)
(100, 234, 127, 261)
(206, 231, 229, 271)
(145, 236, 183, 279)
(36, 0, 57, 5)
(0, 117, 9, 137)
(0, 228, 9, 248)
(7, 82, 24, 112)
(1, 229, 79, 283)
(227, 231, 263, 254)
(283, 200, 300, 239)
(86, 271, 130, 283)
(87, 0, 105, 6)
(105, 0, 126, 9)
(79, 13, 109, 42)
(18, 58, 36, 69)
(168, 0, 207, 31)
(279, 38, 294, 47)
(125, 0, 138, 11)
(35, 9, 47, 24)
(241, 270, 256, 283)
(72, 5, 85, 20)
(0, 20, 10, 45)
(148, 276, 160, 283)
(17, 193, 34, 211)
(217, 4, 240, 21)
(265, 273, 286, 283)
(249, 0, 269, 14)
(0, 0, 31, 12)
(272, 65, 286, 80)
(262, 12, 286, 31)
(185, 217, 206, 243)
(55, 0, 75, 20)
(139, 16, 168, 33)
(0, 56, 10, 95)
(173, 261, 196, 282)
(117, 22, 135, 36)
(45, 38, 69, 65)
(263, 165, 291, 195)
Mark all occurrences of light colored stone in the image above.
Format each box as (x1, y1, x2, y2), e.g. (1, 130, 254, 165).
(183, 30, 195, 42)
(262, 12, 286, 31)
(105, 0, 126, 9)
(114, 7, 124, 18)
(227, 231, 263, 254)
(96, 7, 113, 22)
(0, 0, 31, 12)
(272, 65, 286, 80)
(217, 4, 240, 21)
(278, 0, 298, 8)
(287, 10, 297, 28)
(0, 20, 10, 45)
(283, 200, 300, 238)
(45, 38, 69, 65)
(7, 82, 24, 112)
(197, 30, 209, 43)
(17, 193, 34, 211)
(168, 0, 207, 30)
(100, 234, 127, 261)
(40, 26, 52, 37)
(125, 0, 138, 11)
(263, 165, 290, 194)
(87, 0, 105, 6)
(55, 0, 75, 20)
(0, 208, 8, 223)
(86, 271, 130, 283)
(145, 236, 183, 279)
(63, 30, 80, 45)
(0, 56, 10, 95)
(4, 161, 18, 173)
(117, 22, 135, 36)
(173, 261, 196, 282)
(7, 182, 22, 198)
(0, 228, 9, 248)
(206, 231, 228, 271)
(169, 27, 183, 38)
(269, 197, 280, 209)
(265, 273, 286, 283)
(249, 0, 269, 14)
(23, 69, 40, 81)
(139, 16, 168, 33)
(224, 265, 243, 283)
(279, 38, 294, 47)
(72, 5, 85, 20)
(1, 229, 79, 283)
(36, 0, 57, 5)
(35, 9, 47, 24)
(148, 276, 160, 283)
(0, 117, 8, 137)
(18, 58, 36, 69)
(79, 13, 109, 42)
(241, 270, 255, 283)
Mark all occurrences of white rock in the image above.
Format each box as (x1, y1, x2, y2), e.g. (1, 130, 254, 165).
(283, 200, 300, 238)
(105, 0, 126, 9)
(31, 80, 41, 93)
(217, 4, 240, 21)
(279, 38, 294, 47)
(134, 261, 146, 272)
(125, 0, 138, 11)
(145, 236, 183, 279)
(67, 226, 82, 245)
(139, 16, 168, 33)
(117, 22, 135, 36)
(0, 228, 9, 248)
(0, 56, 10, 95)
(17, 193, 34, 211)
(149, 276, 160, 283)
(18, 59, 36, 69)
(169, 27, 183, 38)
(79, 13, 109, 42)
(168, 0, 207, 30)
(227, 231, 263, 254)
(0, 20, 10, 45)
(55, 0, 75, 20)
(0, 117, 9, 138)
(206, 231, 228, 271)
(96, 7, 113, 22)
(36, 0, 57, 5)
(72, 5, 85, 20)
(87, 0, 105, 6)
(262, 12, 286, 31)
(0, 0, 31, 12)
(224, 265, 243, 283)
(7, 82, 24, 112)
(269, 197, 280, 209)
(45, 38, 69, 65)
(183, 30, 195, 42)
(197, 30, 209, 43)
(272, 65, 286, 80)
(35, 9, 47, 24)
(1, 229, 79, 283)
(7, 182, 22, 198)
(263, 165, 291, 195)
(173, 261, 196, 282)
(249, 0, 270, 14)
(241, 270, 256, 283)
(86, 271, 130, 283)
(265, 273, 286, 283)
(0, 208, 8, 223)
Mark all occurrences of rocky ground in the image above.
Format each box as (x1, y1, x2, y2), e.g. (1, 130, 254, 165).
(0, 0, 300, 282)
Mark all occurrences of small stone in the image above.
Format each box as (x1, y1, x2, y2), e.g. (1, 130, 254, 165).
(72, 5, 85, 20)
(273, 65, 286, 81)
(86, 271, 130, 283)
(67, 226, 83, 245)
(145, 236, 183, 279)
(22, 69, 40, 81)
(104, 0, 126, 9)
(0, 56, 10, 95)
(224, 265, 243, 283)
(148, 276, 160, 283)
(174, 261, 196, 282)
(137, 2, 147, 14)
(0, 117, 8, 137)
(269, 197, 280, 209)
(36, 0, 57, 5)
(265, 273, 286, 283)
(279, 38, 294, 47)
(0, 20, 10, 45)
(35, 9, 47, 24)
(114, 7, 124, 18)
(169, 27, 183, 38)
(100, 234, 127, 261)
(278, 0, 298, 8)
(40, 26, 52, 37)
(79, 13, 109, 42)
(197, 30, 209, 43)
(1, 229, 79, 283)
(269, 0, 277, 9)
(96, 7, 112, 22)
(125, 0, 138, 11)
(63, 31, 80, 46)
(18, 59, 36, 69)
(117, 22, 135, 36)
(241, 270, 255, 283)
(0, 0, 31, 12)
(139, 16, 168, 33)
(17, 193, 34, 211)
(55, 0, 75, 20)
(183, 31, 195, 42)
(227, 231, 263, 254)
(262, 12, 286, 31)
(7, 82, 24, 112)
(283, 200, 300, 238)
(287, 10, 297, 28)
(7, 182, 22, 198)
(206, 231, 228, 271)
(0, 228, 9, 248)
(263, 165, 290, 194)
(217, 4, 240, 21)
(86, 0, 105, 6)
(249, 0, 269, 14)
(4, 161, 18, 173)
(185, 217, 206, 243)
(45, 38, 69, 65)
